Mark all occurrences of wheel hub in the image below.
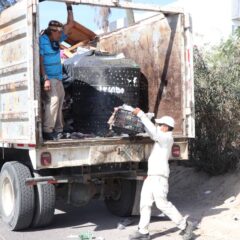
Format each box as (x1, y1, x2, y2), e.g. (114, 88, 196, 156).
(2, 176, 15, 217)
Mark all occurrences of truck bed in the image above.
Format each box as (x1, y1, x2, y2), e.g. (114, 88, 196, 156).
(29, 135, 152, 170)
(0, 0, 193, 166)
(42, 133, 188, 148)
(31, 134, 187, 171)
(42, 135, 152, 148)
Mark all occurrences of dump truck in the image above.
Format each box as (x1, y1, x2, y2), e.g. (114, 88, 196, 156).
(0, 0, 194, 231)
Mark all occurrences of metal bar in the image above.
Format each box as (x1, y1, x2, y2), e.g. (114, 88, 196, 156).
(0, 61, 27, 78)
(0, 111, 29, 120)
(0, 79, 28, 92)
(0, 27, 27, 45)
(25, 176, 69, 185)
(49, 0, 184, 14)
(125, 0, 135, 25)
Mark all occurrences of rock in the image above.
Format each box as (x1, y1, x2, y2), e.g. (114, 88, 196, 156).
(224, 196, 236, 204)
(204, 190, 211, 195)
(96, 237, 105, 240)
(233, 214, 240, 221)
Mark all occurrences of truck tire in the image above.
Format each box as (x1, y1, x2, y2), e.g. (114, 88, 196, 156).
(0, 162, 34, 230)
(105, 179, 136, 217)
(31, 178, 56, 228)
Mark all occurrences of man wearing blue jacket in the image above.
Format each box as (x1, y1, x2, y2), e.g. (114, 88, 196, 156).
(129, 108, 193, 240)
(40, 3, 74, 140)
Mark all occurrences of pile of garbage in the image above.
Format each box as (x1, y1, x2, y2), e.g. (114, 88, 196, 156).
(40, 20, 147, 139)
(62, 51, 142, 137)
(108, 105, 145, 136)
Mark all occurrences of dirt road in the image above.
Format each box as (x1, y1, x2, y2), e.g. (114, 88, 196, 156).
(1, 166, 240, 240)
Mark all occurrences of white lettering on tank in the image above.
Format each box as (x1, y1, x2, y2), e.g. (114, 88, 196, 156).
(127, 77, 138, 86)
(98, 86, 125, 94)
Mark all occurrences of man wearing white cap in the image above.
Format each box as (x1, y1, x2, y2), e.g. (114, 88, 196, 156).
(129, 108, 193, 240)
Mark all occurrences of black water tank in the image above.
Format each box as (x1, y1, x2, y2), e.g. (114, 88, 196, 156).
(63, 52, 141, 136)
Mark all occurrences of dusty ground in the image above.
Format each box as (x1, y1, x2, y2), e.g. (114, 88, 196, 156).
(167, 165, 240, 240)
(1, 165, 240, 240)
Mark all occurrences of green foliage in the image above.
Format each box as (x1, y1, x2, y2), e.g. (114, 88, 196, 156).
(190, 31, 240, 175)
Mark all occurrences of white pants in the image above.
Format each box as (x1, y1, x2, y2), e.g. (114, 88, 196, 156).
(138, 176, 186, 234)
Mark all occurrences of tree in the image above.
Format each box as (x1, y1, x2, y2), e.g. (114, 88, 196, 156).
(191, 31, 240, 175)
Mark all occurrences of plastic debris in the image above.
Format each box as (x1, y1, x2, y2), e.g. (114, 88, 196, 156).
(78, 231, 93, 240)
(146, 112, 155, 120)
(121, 104, 134, 112)
(157, 213, 166, 217)
(204, 190, 211, 195)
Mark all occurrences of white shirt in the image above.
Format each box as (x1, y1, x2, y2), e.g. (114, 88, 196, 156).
(137, 111, 173, 178)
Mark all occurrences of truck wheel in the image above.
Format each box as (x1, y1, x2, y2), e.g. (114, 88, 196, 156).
(0, 162, 34, 230)
(31, 178, 56, 228)
(105, 179, 136, 217)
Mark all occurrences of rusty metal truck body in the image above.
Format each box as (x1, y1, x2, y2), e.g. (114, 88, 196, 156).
(0, 0, 194, 230)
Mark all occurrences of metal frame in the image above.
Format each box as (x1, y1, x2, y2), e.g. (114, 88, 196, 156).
(183, 13, 195, 138)
(49, 0, 184, 14)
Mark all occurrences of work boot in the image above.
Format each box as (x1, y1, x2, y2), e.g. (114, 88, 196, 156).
(129, 230, 150, 240)
(55, 132, 64, 140)
(42, 132, 57, 141)
(180, 221, 194, 240)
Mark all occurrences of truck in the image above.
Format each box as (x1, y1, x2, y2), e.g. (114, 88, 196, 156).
(0, 0, 194, 231)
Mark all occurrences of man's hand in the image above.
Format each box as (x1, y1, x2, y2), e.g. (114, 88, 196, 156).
(133, 108, 141, 116)
(44, 80, 51, 91)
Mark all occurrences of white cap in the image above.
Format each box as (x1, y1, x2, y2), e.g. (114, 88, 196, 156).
(155, 116, 175, 128)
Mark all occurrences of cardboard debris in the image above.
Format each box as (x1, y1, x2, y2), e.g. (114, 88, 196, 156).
(66, 21, 96, 46)
(60, 21, 98, 60)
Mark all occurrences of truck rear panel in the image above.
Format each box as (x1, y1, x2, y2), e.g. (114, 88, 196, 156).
(0, 0, 39, 144)
(26, 135, 187, 170)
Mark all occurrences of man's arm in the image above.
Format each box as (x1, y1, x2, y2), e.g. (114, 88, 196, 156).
(133, 108, 167, 143)
(40, 56, 46, 78)
(133, 108, 158, 139)
(63, 3, 74, 35)
(40, 56, 51, 91)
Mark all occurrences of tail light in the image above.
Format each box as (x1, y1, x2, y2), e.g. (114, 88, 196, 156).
(41, 152, 52, 166)
(172, 145, 180, 158)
